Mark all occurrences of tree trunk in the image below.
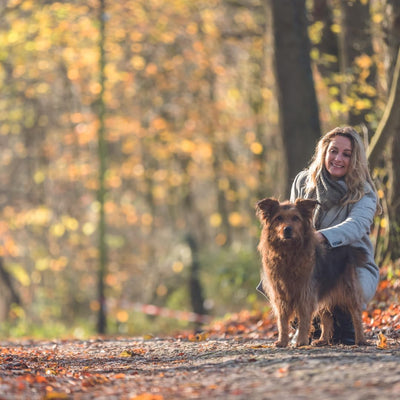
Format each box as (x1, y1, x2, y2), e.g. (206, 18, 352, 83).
(312, 0, 341, 100)
(339, 0, 376, 134)
(367, 48, 400, 168)
(387, 130, 400, 261)
(270, 0, 321, 195)
(185, 233, 206, 331)
(383, 0, 400, 262)
(0, 258, 21, 320)
(97, 0, 108, 335)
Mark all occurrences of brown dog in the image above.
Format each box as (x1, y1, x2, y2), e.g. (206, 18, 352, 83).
(256, 198, 367, 347)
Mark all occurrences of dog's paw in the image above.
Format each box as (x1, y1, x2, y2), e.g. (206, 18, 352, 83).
(295, 341, 309, 348)
(274, 340, 288, 348)
(312, 339, 329, 347)
(295, 333, 310, 347)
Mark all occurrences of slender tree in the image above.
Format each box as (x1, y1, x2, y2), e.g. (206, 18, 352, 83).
(97, 0, 108, 334)
(186, 233, 206, 331)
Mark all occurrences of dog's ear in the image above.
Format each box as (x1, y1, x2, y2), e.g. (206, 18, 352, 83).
(256, 198, 280, 221)
(295, 198, 319, 220)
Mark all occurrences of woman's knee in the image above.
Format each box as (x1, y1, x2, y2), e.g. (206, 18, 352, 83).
(357, 267, 379, 307)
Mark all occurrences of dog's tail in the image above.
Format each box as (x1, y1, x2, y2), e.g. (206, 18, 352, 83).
(314, 245, 367, 300)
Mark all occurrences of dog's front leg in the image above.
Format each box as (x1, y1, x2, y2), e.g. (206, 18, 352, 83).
(275, 310, 290, 347)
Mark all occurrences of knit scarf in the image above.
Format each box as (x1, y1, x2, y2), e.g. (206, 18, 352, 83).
(310, 168, 347, 229)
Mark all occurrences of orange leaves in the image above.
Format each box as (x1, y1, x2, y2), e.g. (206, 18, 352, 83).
(188, 332, 209, 342)
(228, 212, 243, 227)
(131, 55, 146, 71)
(0, 219, 19, 257)
(43, 392, 69, 400)
(250, 142, 263, 155)
(119, 348, 147, 357)
(151, 117, 168, 131)
(360, 279, 400, 342)
(131, 394, 164, 400)
(376, 333, 388, 349)
(205, 309, 277, 338)
(275, 365, 290, 378)
(82, 374, 109, 387)
(363, 303, 400, 335)
(180, 139, 197, 154)
(355, 54, 374, 82)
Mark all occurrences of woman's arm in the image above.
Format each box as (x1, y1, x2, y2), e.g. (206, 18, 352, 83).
(318, 189, 377, 247)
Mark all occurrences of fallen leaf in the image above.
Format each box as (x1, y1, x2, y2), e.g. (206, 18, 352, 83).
(275, 366, 290, 377)
(35, 375, 48, 383)
(119, 348, 147, 357)
(46, 369, 57, 375)
(43, 392, 70, 400)
(249, 344, 271, 349)
(188, 332, 209, 342)
(143, 334, 154, 340)
(82, 374, 109, 387)
(131, 394, 164, 400)
(119, 350, 133, 357)
(376, 332, 388, 349)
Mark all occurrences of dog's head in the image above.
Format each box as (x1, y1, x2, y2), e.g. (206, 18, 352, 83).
(256, 198, 318, 242)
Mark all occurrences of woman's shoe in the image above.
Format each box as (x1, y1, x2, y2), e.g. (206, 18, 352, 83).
(333, 308, 355, 345)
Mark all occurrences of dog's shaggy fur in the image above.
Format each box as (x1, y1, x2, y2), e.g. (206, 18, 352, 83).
(256, 197, 367, 347)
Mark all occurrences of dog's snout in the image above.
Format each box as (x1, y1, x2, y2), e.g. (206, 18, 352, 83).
(283, 226, 292, 239)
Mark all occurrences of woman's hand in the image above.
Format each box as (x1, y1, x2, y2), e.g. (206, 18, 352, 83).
(315, 231, 327, 244)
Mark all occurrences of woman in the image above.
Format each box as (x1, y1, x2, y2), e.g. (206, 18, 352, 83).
(290, 126, 380, 344)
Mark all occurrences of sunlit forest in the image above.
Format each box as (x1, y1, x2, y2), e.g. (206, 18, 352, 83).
(0, 0, 399, 338)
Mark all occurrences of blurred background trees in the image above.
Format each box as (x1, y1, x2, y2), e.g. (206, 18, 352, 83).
(0, 0, 398, 337)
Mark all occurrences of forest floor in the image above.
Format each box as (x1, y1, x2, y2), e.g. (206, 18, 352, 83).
(0, 334, 399, 400)
(0, 281, 399, 399)
(0, 302, 400, 400)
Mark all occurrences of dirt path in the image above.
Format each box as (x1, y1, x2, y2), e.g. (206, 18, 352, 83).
(0, 336, 399, 399)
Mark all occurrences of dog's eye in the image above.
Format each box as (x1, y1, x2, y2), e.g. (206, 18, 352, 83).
(292, 215, 301, 222)
(275, 215, 284, 222)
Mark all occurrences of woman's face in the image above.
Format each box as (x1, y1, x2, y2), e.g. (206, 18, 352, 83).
(324, 135, 352, 179)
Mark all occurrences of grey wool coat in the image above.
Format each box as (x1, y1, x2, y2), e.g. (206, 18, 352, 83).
(291, 170, 380, 306)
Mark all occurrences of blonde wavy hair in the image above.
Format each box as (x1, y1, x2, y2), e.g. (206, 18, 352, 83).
(305, 126, 378, 207)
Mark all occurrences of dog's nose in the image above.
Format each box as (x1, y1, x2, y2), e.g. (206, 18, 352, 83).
(283, 226, 292, 239)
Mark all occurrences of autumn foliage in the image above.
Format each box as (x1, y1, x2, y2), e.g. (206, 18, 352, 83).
(0, 0, 399, 339)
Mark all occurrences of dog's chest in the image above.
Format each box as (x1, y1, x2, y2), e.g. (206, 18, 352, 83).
(264, 249, 315, 289)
